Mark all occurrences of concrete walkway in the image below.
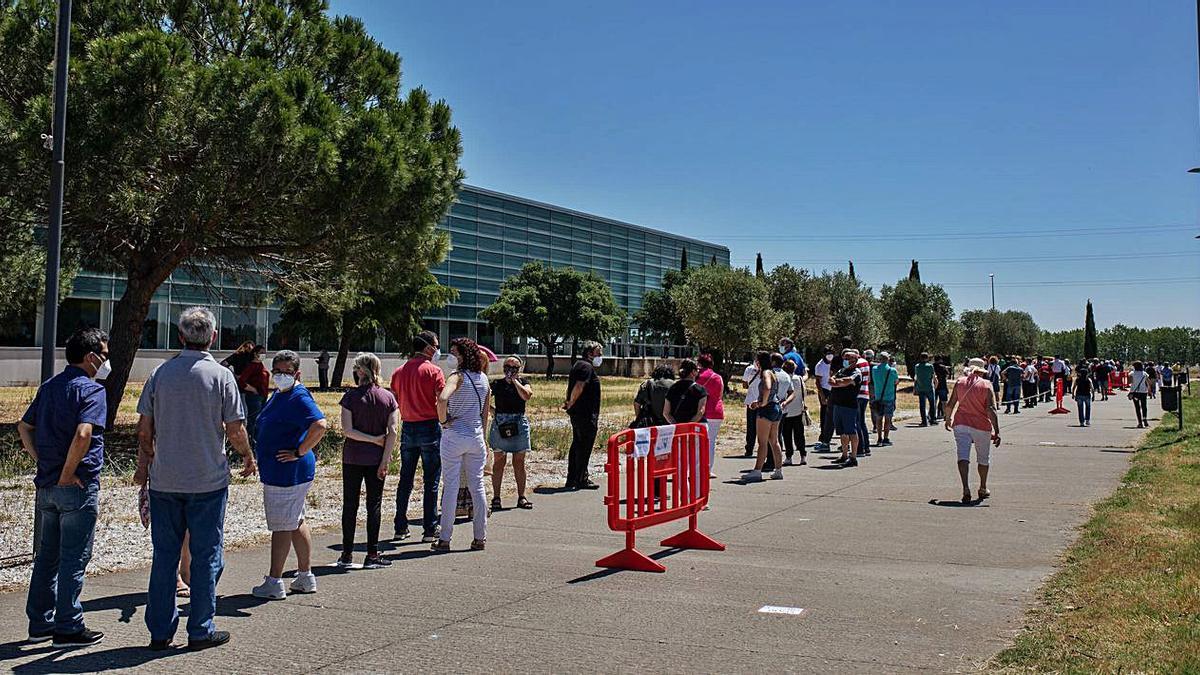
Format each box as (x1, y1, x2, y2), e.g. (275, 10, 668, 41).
(0, 396, 1151, 673)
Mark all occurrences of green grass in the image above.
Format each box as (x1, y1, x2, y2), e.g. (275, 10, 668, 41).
(992, 388, 1200, 673)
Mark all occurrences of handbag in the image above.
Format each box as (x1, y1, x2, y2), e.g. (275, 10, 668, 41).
(497, 419, 520, 439)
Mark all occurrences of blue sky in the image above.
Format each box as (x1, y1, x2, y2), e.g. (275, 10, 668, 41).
(333, 0, 1200, 331)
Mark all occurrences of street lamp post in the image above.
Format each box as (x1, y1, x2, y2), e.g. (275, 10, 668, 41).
(39, 0, 74, 382)
(989, 273, 995, 310)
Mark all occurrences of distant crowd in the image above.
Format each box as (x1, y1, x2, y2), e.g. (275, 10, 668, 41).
(14, 305, 1191, 651)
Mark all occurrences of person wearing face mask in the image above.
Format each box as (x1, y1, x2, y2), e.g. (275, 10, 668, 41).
(389, 330, 446, 542)
(812, 345, 836, 450)
(562, 341, 604, 490)
(250, 350, 327, 600)
(337, 353, 399, 569)
(237, 345, 269, 448)
(490, 357, 534, 510)
(16, 327, 110, 648)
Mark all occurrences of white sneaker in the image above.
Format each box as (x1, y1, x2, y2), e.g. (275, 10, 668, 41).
(771, 469, 784, 480)
(289, 571, 317, 594)
(744, 470, 763, 482)
(252, 576, 286, 600)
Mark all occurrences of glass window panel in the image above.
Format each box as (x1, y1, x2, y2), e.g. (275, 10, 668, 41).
(550, 236, 571, 251)
(527, 206, 551, 221)
(449, 306, 478, 321)
(502, 226, 526, 241)
(55, 298, 102, 346)
(457, 190, 479, 205)
(448, 216, 476, 232)
(140, 303, 160, 349)
(570, 252, 589, 266)
(477, 194, 504, 209)
(527, 231, 549, 245)
(451, 232, 477, 248)
(448, 261, 476, 276)
(550, 211, 572, 224)
(267, 308, 299, 351)
(475, 235, 503, 255)
(476, 263, 505, 280)
(456, 291, 477, 306)
(527, 245, 550, 260)
(502, 200, 527, 215)
(477, 221, 503, 238)
(220, 306, 257, 350)
(477, 279, 501, 294)
(503, 255, 528, 269)
(550, 249, 571, 264)
(450, 202, 477, 218)
(448, 275, 477, 291)
(449, 247, 476, 263)
(69, 275, 113, 298)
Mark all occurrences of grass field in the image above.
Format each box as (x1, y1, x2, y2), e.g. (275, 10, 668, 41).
(993, 388, 1200, 672)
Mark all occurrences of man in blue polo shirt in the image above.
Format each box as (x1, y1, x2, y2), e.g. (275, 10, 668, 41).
(778, 337, 807, 378)
(17, 327, 110, 647)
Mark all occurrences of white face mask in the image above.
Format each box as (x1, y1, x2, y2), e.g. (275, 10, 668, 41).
(824, 354, 833, 362)
(273, 373, 297, 392)
(431, 348, 442, 362)
(592, 355, 603, 367)
(778, 345, 788, 353)
(93, 355, 112, 381)
(445, 354, 458, 370)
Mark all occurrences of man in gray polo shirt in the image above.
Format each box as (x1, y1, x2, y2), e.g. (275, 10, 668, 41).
(134, 306, 256, 652)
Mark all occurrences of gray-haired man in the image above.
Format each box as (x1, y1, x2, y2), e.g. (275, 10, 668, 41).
(135, 306, 256, 652)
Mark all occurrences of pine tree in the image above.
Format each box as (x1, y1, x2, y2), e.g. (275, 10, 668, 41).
(1083, 299, 1098, 358)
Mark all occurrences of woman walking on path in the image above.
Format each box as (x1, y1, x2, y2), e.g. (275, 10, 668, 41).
(745, 351, 784, 482)
(251, 350, 328, 600)
(490, 357, 534, 511)
(336, 353, 398, 569)
(1129, 361, 1150, 428)
(433, 338, 491, 552)
(1072, 366, 1093, 427)
(695, 354, 725, 476)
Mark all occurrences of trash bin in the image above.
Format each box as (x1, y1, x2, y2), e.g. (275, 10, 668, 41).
(1160, 385, 1179, 412)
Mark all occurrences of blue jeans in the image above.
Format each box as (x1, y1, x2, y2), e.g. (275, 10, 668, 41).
(917, 391, 934, 424)
(1076, 394, 1092, 425)
(394, 420, 442, 535)
(243, 392, 264, 447)
(856, 398, 871, 451)
(1004, 383, 1022, 413)
(146, 487, 228, 642)
(27, 482, 99, 636)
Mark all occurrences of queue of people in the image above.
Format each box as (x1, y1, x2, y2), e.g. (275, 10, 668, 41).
(17, 306, 1186, 653)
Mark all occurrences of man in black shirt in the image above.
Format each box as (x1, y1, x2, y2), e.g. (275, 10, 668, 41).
(664, 359, 708, 425)
(563, 341, 604, 490)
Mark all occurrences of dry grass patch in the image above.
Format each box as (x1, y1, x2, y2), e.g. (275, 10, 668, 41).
(993, 390, 1200, 673)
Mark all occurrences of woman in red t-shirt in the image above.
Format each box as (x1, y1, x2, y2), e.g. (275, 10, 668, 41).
(238, 345, 270, 445)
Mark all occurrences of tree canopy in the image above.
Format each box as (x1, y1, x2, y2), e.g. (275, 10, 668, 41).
(0, 0, 463, 420)
(671, 265, 787, 381)
(879, 277, 960, 367)
(960, 309, 1041, 356)
(822, 270, 881, 349)
(634, 268, 689, 348)
(765, 264, 830, 354)
(479, 262, 625, 375)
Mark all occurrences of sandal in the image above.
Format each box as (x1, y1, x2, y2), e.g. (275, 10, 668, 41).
(978, 488, 991, 501)
(491, 496, 502, 511)
(961, 492, 973, 504)
(175, 584, 191, 598)
(430, 540, 451, 553)
(470, 539, 486, 551)
(517, 496, 533, 510)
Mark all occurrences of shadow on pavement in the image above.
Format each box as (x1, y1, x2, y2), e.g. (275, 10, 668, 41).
(928, 499, 989, 507)
(8, 644, 183, 673)
(532, 486, 574, 495)
(565, 547, 685, 585)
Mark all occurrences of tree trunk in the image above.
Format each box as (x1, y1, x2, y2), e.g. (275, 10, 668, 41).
(542, 335, 555, 377)
(103, 258, 178, 428)
(331, 325, 352, 388)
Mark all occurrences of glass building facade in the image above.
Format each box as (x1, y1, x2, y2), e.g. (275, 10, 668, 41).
(11, 185, 729, 353)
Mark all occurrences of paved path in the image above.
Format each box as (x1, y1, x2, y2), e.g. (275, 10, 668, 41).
(0, 396, 1152, 673)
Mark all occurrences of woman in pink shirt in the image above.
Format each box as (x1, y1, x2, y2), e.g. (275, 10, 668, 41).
(695, 354, 725, 476)
(942, 358, 1001, 504)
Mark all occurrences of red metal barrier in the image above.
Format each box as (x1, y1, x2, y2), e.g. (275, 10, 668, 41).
(1049, 378, 1069, 414)
(596, 423, 725, 573)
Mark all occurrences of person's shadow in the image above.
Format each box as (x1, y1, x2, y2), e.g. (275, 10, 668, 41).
(928, 498, 988, 507)
(7, 644, 184, 673)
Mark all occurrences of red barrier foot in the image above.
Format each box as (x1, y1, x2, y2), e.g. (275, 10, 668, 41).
(1048, 407, 1069, 415)
(660, 528, 726, 551)
(596, 547, 666, 573)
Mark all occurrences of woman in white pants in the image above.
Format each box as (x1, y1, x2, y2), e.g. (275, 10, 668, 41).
(432, 337, 491, 552)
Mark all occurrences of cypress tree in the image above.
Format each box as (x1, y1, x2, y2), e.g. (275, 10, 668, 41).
(908, 259, 920, 282)
(680, 247, 689, 271)
(849, 260, 856, 280)
(1083, 300, 1098, 358)
(755, 253, 764, 278)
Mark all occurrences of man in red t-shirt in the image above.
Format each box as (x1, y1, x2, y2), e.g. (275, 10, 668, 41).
(942, 358, 1001, 504)
(389, 330, 446, 542)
